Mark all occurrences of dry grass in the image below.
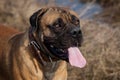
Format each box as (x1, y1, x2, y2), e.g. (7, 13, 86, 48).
(67, 20, 120, 80)
(80, 0, 120, 23)
(0, 0, 41, 31)
(80, 0, 120, 7)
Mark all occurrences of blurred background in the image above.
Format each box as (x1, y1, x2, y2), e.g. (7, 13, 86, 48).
(0, 0, 120, 80)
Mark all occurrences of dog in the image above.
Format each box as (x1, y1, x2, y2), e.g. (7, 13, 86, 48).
(0, 7, 86, 80)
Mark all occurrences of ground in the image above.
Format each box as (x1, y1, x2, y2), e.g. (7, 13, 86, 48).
(68, 20, 120, 80)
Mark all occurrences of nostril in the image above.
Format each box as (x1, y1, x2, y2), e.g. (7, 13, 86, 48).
(78, 30, 82, 35)
(72, 31, 77, 36)
(71, 28, 81, 37)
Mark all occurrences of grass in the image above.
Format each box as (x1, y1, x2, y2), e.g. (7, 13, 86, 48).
(68, 20, 120, 80)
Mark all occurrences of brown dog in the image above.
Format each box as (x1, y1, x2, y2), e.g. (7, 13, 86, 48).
(0, 7, 86, 80)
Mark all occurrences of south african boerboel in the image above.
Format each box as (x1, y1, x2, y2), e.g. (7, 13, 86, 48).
(0, 7, 86, 80)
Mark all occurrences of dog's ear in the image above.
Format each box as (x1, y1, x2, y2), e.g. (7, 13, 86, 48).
(29, 8, 48, 32)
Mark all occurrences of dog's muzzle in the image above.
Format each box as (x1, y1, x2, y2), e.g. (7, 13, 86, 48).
(70, 27, 82, 37)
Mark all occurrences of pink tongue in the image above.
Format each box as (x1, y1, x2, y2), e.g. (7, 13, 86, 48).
(68, 47, 86, 68)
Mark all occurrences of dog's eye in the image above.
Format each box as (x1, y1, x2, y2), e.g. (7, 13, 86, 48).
(54, 23, 61, 28)
(75, 19, 80, 25)
(53, 18, 63, 28)
(71, 15, 80, 25)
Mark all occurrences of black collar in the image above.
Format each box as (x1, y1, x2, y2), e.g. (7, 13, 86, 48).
(28, 28, 59, 65)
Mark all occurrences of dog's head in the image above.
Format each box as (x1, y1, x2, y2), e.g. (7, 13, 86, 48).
(29, 7, 86, 68)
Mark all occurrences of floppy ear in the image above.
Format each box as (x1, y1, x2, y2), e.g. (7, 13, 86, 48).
(29, 8, 48, 32)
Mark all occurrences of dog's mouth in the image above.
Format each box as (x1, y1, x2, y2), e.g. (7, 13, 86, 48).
(44, 41, 86, 68)
(44, 42, 69, 60)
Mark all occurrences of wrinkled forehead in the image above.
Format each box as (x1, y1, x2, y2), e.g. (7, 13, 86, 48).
(41, 8, 79, 25)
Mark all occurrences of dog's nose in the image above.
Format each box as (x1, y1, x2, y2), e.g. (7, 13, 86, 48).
(70, 27, 81, 37)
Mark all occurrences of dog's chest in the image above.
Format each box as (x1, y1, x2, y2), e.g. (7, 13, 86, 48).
(42, 61, 60, 80)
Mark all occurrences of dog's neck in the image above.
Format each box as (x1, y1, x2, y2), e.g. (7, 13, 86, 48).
(28, 27, 60, 63)
(20, 31, 67, 79)
(6, 29, 67, 79)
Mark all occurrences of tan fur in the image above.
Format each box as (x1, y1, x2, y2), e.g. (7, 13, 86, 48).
(0, 7, 80, 80)
(40, 7, 79, 38)
(0, 26, 67, 80)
